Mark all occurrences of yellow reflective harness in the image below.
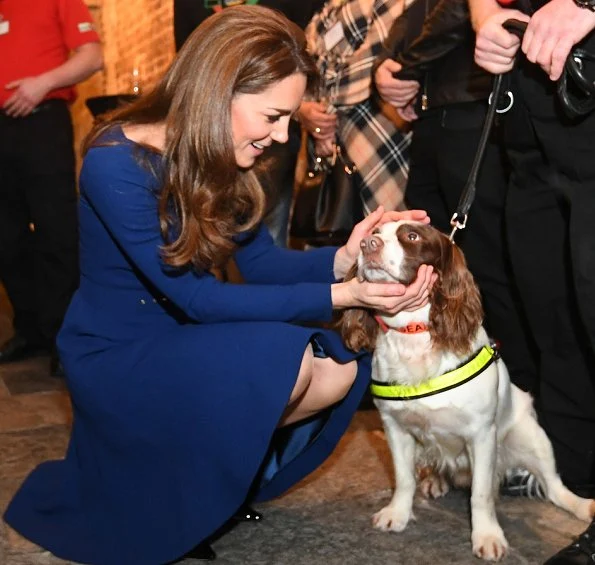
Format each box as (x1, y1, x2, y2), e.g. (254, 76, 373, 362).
(370, 345, 498, 401)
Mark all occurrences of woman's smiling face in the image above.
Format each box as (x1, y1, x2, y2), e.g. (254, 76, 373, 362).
(230, 72, 306, 168)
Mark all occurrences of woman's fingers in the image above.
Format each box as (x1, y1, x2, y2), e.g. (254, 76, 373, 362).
(311, 115, 336, 139)
(355, 206, 384, 236)
(314, 139, 334, 156)
(380, 265, 435, 313)
(379, 209, 430, 225)
(340, 206, 385, 269)
(396, 103, 418, 122)
(401, 267, 437, 311)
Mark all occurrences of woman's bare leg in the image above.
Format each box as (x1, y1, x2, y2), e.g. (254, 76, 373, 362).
(279, 344, 357, 426)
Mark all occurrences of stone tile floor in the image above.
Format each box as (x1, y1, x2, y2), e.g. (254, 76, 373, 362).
(0, 287, 589, 564)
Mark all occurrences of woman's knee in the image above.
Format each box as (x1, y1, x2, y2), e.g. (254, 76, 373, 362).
(313, 358, 357, 406)
(331, 360, 358, 401)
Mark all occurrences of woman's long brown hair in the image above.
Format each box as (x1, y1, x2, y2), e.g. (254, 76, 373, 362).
(83, 6, 318, 271)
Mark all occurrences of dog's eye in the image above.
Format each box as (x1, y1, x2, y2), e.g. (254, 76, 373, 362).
(407, 232, 419, 241)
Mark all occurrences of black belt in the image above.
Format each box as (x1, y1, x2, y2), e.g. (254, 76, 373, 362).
(0, 98, 67, 120)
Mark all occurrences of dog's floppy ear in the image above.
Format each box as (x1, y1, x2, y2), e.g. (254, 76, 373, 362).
(338, 307, 379, 352)
(336, 263, 379, 352)
(430, 236, 483, 356)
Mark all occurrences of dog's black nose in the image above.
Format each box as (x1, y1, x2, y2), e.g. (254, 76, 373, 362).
(360, 235, 384, 255)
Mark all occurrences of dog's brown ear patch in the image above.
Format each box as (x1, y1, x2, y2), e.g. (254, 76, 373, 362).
(336, 261, 379, 352)
(430, 239, 483, 355)
(337, 307, 379, 352)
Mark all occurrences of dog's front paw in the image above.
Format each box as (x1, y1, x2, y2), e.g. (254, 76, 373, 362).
(472, 528, 509, 561)
(372, 505, 411, 532)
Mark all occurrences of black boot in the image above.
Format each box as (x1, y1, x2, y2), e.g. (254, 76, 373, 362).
(544, 519, 595, 564)
(50, 346, 65, 378)
(172, 541, 216, 562)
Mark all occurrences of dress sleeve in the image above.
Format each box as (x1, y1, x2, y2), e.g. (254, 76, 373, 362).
(80, 144, 335, 324)
(234, 225, 339, 284)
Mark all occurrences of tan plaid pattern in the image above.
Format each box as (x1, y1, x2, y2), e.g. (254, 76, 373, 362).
(305, 0, 408, 105)
(340, 99, 411, 212)
(305, 0, 412, 211)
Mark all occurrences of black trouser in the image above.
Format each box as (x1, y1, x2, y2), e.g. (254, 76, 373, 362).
(258, 120, 301, 247)
(501, 56, 595, 490)
(0, 100, 79, 346)
(405, 100, 538, 395)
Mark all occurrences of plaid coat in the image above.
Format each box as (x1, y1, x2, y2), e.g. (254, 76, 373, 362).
(305, 0, 412, 212)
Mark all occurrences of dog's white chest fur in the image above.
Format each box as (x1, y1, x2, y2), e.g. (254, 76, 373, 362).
(371, 314, 593, 562)
(372, 317, 497, 460)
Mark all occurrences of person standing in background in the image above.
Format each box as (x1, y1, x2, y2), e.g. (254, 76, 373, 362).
(297, 0, 413, 216)
(374, 0, 538, 398)
(174, 0, 325, 247)
(0, 0, 103, 375)
(470, 0, 595, 562)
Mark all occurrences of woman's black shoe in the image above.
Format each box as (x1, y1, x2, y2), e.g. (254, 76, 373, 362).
(180, 541, 216, 561)
(166, 541, 216, 563)
(232, 504, 262, 522)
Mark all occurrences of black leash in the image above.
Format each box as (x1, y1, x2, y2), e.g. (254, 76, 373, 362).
(450, 19, 595, 241)
(449, 19, 527, 242)
(448, 73, 505, 241)
(557, 47, 595, 119)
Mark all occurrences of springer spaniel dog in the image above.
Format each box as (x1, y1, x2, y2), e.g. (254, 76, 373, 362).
(340, 221, 595, 561)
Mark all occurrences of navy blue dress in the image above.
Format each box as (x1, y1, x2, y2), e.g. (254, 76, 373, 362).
(3, 127, 370, 565)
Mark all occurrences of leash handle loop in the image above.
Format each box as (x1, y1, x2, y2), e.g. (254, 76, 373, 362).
(501, 18, 528, 39)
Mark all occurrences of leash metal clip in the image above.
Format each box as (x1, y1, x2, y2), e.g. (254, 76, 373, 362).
(449, 212, 467, 242)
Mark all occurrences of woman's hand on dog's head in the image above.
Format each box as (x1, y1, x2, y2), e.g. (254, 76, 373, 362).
(379, 209, 430, 226)
(333, 207, 431, 279)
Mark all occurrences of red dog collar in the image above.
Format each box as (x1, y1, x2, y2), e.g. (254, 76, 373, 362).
(375, 316, 429, 334)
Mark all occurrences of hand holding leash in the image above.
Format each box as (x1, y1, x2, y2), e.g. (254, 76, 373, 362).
(450, 18, 594, 242)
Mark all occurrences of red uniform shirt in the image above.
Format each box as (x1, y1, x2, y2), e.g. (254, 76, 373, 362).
(0, 0, 100, 106)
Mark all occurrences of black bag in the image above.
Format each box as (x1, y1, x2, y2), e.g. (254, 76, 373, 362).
(503, 19, 595, 121)
(557, 46, 595, 120)
(290, 140, 363, 247)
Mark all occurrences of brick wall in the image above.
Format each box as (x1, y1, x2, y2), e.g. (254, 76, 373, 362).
(72, 0, 175, 167)
(100, 0, 175, 95)
(71, 1, 104, 163)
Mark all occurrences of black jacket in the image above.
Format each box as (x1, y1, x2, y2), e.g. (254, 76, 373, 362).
(379, 0, 493, 111)
(174, 0, 325, 51)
